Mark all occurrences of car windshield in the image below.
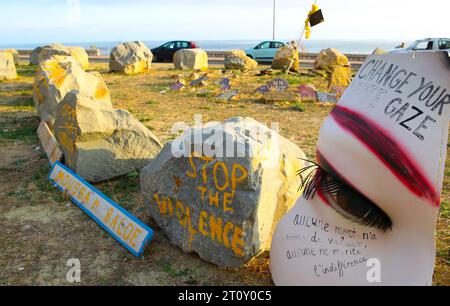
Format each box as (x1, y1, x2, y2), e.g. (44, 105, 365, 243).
(412, 40, 433, 50)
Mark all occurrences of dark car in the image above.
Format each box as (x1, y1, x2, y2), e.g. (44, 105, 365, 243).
(151, 41, 198, 62)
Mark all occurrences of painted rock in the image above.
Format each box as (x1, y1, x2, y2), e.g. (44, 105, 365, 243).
(314, 48, 350, 72)
(0, 49, 20, 65)
(33, 55, 111, 126)
(328, 66, 352, 90)
(37, 43, 90, 70)
(109, 41, 153, 74)
(54, 91, 163, 183)
(174, 49, 208, 71)
(272, 46, 299, 72)
(224, 50, 258, 71)
(0, 52, 17, 81)
(140, 117, 307, 267)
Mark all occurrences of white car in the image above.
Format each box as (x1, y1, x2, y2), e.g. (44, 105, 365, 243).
(390, 38, 450, 53)
(244, 41, 286, 62)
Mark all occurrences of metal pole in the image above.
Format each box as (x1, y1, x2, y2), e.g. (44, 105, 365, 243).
(285, 0, 318, 75)
(273, 0, 276, 40)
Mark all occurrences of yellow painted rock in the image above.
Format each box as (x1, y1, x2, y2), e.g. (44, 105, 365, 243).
(271, 46, 299, 72)
(67, 46, 90, 70)
(33, 55, 111, 126)
(37, 43, 90, 70)
(109, 41, 153, 74)
(54, 91, 163, 183)
(140, 117, 307, 267)
(174, 49, 208, 71)
(0, 52, 17, 80)
(224, 50, 258, 71)
(314, 48, 350, 72)
(328, 65, 352, 89)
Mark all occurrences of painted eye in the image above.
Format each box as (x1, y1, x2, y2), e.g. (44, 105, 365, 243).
(298, 157, 392, 232)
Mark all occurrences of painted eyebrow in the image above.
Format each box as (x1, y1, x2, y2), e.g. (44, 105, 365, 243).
(330, 105, 440, 207)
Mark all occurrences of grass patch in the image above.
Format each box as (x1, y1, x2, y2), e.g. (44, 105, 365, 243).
(290, 102, 305, 112)
(0, 117, 39, 144)
(157, 259, 191, 278)
(16, 65, 36, 77)
(146, 100, 158, 105)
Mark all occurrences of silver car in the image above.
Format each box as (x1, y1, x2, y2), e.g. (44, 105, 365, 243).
(390, 38, 450, 53)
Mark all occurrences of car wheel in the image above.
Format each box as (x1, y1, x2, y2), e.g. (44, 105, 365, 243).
(246, 54, 253, 59)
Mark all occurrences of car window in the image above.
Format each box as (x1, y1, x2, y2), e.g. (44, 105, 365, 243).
(438, 40, 450, 50)
(412, 41, 433, 50)
(275, 42, 284, 48)
(256, 42, 271, 49)
(270, 42, 283, 49)
(163, 42, 175, 49)
(176, 41, 189, 48)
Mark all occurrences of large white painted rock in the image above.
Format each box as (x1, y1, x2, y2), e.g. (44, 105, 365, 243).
(109, 41, 153, 74)
(0, 52, 17, 80)
(54, 91, 163, 183)
(140, 117, 307, 267)
(37, 43, 89, 70)
(0, 49, 20, 65)
(173, 49, 208, 70)
(33, 55, 111, 126)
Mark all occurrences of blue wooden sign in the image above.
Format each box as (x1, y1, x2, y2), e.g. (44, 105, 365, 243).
(49, 162, 154, 257)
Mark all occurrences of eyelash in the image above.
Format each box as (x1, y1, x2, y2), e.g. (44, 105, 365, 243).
(298, 159, 393, 232)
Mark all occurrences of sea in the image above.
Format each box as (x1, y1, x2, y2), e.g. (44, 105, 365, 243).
(0, 39, 411, 55)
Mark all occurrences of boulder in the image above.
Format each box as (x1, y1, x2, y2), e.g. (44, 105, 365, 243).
(271, 46, 299, 72)
(224, 50, 258, 71)
(0, 52, 17, 81)
(37, 43, 90, 70)
(314, 48, 350, 72)
(30, 47, 43, 65)
(140, 117, 307, 267)
(33, 55, 111, 126)
(0, 49, 20, 65)
(372, 48, 387, 55)
(173, 49, 208, 71)
(67, 46, 90, 70)
(54, 91, 163, 183)
(328, 66, 352, 89)
(109, 41, 153, 74)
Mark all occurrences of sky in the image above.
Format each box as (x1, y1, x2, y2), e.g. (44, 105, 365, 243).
(0, 0, 448, 44)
